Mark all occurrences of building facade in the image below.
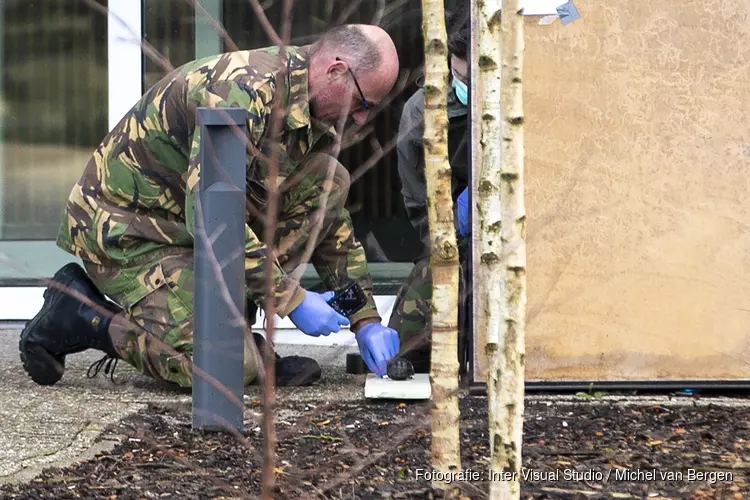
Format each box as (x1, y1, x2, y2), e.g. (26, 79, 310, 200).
(0, 0, 461, 327)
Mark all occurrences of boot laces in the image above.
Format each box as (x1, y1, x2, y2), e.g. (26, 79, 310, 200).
(86, 354, 121, 384)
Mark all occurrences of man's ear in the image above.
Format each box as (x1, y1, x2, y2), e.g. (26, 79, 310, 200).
(327, 58, 348, 82)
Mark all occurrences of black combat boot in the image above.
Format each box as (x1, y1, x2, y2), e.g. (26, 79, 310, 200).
(19, 263, 122, 386)
(252, 332, 322, 386)
(245, 298, 322, 386)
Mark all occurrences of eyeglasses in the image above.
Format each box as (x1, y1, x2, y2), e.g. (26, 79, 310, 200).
(336, 57, 370, 111)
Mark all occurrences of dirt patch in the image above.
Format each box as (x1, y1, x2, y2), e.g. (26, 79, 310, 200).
(2, 396, 749, 499)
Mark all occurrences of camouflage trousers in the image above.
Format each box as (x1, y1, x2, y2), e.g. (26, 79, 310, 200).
(387, 243, 471, 370)
(83, 153, 352, 388)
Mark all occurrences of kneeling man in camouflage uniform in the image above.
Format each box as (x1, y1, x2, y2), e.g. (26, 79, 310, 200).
(19, 24, 401, 388)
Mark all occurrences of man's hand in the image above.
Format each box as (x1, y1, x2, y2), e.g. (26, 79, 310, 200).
(289, 290, 350, 337)
(354, 322, 400, 377)
(457, 187, 470, 237)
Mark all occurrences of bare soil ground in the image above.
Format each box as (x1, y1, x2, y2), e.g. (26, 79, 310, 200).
(2, 395, 749, 499)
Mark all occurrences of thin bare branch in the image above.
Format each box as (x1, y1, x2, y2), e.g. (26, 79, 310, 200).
(370, 0, 387, 26)
(181, 0, 241, 53)
(336, 0, 363, 26)
(80, 0, 174, 74)
(259, 1, 294, 497)
(247, 0, 286, 47)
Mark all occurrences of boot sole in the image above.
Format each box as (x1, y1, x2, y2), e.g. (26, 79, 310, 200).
(275, 356, 322, 387)
(18, 273, 76, 386)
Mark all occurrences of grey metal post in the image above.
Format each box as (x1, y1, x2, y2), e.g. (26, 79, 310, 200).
(193, 107, 247, 432)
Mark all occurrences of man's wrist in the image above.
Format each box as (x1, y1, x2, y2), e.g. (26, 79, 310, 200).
(351, 318, 379, 334)
(275, 282, 307, 318)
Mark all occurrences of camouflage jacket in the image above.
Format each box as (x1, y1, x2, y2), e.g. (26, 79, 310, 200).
(56, 45, 381, 323)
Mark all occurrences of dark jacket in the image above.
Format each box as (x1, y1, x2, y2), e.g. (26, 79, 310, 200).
(396, 78, 470, 260)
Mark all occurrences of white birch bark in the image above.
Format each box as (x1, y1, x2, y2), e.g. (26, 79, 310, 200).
(477, 0, 526, 498)
(421, 0, 462, 491)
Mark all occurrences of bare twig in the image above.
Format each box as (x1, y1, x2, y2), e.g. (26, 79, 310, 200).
(304, 423, 429, 498)
(258, 1, 294, 497)
(181, 0, 241, 53)
(247, 0, 286, 47)
(80, 0, 174, 74)
(370, 0, 387, 26)
(336, 0, 363, 26)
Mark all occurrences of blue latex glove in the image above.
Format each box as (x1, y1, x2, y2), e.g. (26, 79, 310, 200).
(457, 187, 470, 237)
(355, 323, 400, 377)
(288, 290, 350, 337)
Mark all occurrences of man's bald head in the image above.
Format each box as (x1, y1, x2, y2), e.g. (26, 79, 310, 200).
(311, 24, 382, 73)
(308, 24, 400, 126)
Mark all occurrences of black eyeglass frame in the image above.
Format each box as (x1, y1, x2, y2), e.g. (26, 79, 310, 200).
(335, 57, 370, 111)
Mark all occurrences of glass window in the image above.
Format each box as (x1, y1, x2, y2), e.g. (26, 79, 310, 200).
(142, 0, 195, 90)
(1, 0, 109, 240)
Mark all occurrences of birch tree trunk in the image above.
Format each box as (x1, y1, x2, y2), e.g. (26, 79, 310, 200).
(421, 0, 462, 490)
(477, 0, 526, 498)
(476, 3, 505, 491)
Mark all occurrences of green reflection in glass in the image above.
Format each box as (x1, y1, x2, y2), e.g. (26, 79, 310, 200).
(1, 0, 108, 240)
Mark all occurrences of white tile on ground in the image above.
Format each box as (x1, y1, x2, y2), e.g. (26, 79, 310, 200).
(269, 329, 357, 346)
(364, 373, 431, 400)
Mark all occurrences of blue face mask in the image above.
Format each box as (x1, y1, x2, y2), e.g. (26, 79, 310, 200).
(451, 77, 468, 106)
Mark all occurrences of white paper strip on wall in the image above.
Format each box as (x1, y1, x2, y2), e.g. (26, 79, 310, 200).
(500, 0, 569, 16)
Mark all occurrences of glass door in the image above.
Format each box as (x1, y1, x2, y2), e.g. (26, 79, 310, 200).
(0, 0, 144, 284)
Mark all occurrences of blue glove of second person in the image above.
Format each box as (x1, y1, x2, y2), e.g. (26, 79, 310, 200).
(355, 323, 400, 377)
(457, 187, 470, 237)
(288, 290, 350, 337)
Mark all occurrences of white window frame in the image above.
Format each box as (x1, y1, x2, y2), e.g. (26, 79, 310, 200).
(107, 0, 144, 130)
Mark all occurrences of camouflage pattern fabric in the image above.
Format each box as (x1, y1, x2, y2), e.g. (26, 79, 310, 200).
(271, 154, 376, 308)
(83, 248, 262, 388)
(56, 45, 380, 326)
(387, 242, 471, 366)
(387, 256, 433, 356)
(82, 153, 359, 387)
